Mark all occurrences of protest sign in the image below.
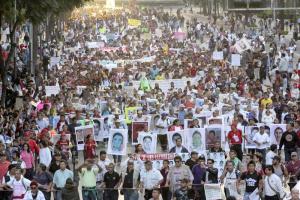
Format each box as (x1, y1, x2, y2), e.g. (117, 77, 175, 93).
(85, 41, 105, 48)
(208, 152, 226, 176)
(205, 125, 223, 150)
(174, 32, 186, 41)
(45, 86, 60, 96)
(128, 19, 141, 27)
(186, 128, 206, 153)
(245, 126, 259, 149)
(50, 57, 60, 67)
(107, 129, 128, 156)
(231, 54, 241, 66)
(132, 121, 149, 144)
(138, 132, 157, 153)
(167, 130, 186, 150)
(75, 125, 94, 150)
(212, 51, 224, 60)
(93, 118, 102, 141)
(269, 124, 286, 147)
(204, 184, 222, 200)
(124, 107, 137, 124)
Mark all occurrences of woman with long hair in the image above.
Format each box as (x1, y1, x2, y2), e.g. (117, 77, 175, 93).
(20, 143, 35, 179)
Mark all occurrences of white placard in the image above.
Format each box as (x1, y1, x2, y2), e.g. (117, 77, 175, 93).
(231, 54, 241, 66)
(138, 132, 157, 153)
(75, 125, 94, 151)
(204, 184, 222, 200)
(45, 86, 60, 96)
(212, 51, 223, 60)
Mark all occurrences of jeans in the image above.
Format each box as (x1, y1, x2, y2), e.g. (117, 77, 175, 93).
(82, 188, 97, 200)
(123, 189, 138, 200)
(103, 190, 118, 200)
(97, 188, 104, 200)
(54, 190, 62, 200)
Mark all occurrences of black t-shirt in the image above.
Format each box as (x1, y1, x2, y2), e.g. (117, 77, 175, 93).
(122, 169, 140, 189)
(104, 171, 120, 188)
(185, 159, 197, 171)
(240, 171, 262, 193)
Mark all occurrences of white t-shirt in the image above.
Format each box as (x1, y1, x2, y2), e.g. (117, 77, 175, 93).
(7, 177, 31, 200)
(265, 151, 277, 165)
(253, 132, 270, 149)
(24, 190, 46, 200)
(140, 169, 163, 190)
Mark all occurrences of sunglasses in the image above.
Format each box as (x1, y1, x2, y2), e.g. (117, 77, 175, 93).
(31, 187, 37, 189)
(292, 155, 297, 157)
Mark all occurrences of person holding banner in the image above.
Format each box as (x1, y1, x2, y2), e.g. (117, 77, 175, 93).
(84, 134, 96, 160)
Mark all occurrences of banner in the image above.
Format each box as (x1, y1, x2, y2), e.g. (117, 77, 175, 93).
(128, 19, 141, 27)
(167, 130, 186, 151)
(45, 86, 60, 97)
(132, 153, 191, 170)
(75, 125, 94, 150)
(205, 125, 223, 150)
(245, 126, 259, 149)
(132, 121, 149, 144)
(50, 57, 60, 67)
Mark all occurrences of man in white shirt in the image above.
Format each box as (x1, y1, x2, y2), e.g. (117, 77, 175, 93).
(36, 113, 49, 130)
(265, 144, 277, 165)
(253, 126, 270, 163)
(140, 161, 163, 200)
(23, 181, 45, 200)
(96, 151, 111, 200)
(155, 113, 170, 151)
(5, 168, 31, 200)
(264, 165, 285, 200)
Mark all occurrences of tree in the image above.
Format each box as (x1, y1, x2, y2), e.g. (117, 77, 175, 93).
(0, 0, 89, 106)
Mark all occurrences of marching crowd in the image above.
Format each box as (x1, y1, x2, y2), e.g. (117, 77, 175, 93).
(0, 2, 300, 200)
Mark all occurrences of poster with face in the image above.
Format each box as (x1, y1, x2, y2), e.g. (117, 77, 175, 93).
(132, 121, 149, 144)
(138, 132, 157, 153)
(101, 117, 110, 138)
(107, 129, 128, 156)
(270, 124, 286, 146)
(194, 115, 207, 128)
(186, 128, 206, 153)
(208, 152, 226, 177)
(167, 130, 186, 150)
(205, 126, 223, 150)
(151, 114, 161, 130)
(75, 125, 94, 150)
(208, 117, 223, 125)
(184, 119, 193, 129)
(93, 118, 102, 141)
(245, 126, 259, 149)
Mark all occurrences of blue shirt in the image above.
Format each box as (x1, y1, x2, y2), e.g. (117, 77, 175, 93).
(53, 169, 74, 188)
(192, 165, 205, 189)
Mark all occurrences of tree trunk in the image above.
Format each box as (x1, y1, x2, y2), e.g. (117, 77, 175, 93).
(1, 18, 19, 107)
(32, 23, 38, 76)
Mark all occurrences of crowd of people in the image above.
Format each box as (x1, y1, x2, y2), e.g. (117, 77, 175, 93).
(0, 2, 300, 200)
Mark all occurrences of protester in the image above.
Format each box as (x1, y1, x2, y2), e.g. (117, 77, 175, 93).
(120, 160, 140, 200)
(61, 178, 80, 200)
(140, 160, 163, 200)
(101, 163, 121, 200)
(24, 181, 46, 200)
(263, 165, 285, 200)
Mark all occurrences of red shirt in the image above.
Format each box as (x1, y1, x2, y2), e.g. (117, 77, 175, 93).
(28, 139, 39, 154)
(227, 129, 243, 144)
(0, 161, 10, 181)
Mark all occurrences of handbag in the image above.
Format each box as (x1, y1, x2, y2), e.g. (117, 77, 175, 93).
(266, 176, 283, 200)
